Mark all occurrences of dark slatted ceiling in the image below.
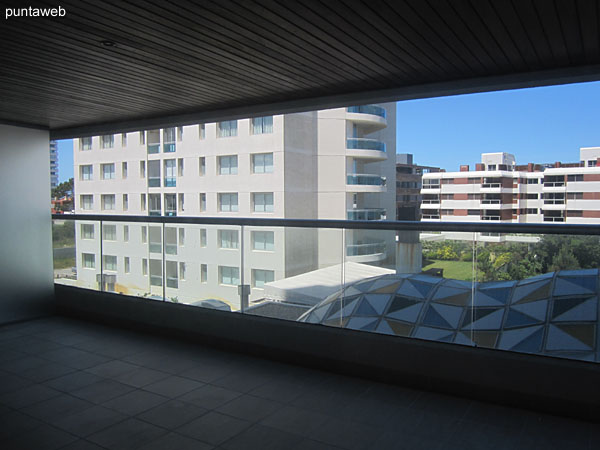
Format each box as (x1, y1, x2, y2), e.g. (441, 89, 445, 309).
(1, 0, 600, 138)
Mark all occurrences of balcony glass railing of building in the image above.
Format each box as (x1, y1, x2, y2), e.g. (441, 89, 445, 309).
(347, 105, 387, 118)
(53, 214, 600, 365)
(347, 209, 386, 220)
(346, 138, 386, 152)
(347, 174, 386, 186)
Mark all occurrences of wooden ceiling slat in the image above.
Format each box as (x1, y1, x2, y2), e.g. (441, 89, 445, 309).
(555, 0, 586, 65)
(576, 0, 600, 64)
(532, 0, 571, 66)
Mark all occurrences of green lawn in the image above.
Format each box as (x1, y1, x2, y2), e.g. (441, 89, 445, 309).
(53, 257, 75, 270)
(422, 259, 480, 281)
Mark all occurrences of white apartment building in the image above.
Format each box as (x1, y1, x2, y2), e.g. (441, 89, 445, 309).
(50, 140, 58, 188)
(71, 105, 396, 310)
(421, 148, 600, 225)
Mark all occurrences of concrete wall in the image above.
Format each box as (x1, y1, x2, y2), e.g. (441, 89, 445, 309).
(0, 124, 54, 323)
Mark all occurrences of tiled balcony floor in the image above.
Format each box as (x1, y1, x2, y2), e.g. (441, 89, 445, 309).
(0, 316, 597, 450)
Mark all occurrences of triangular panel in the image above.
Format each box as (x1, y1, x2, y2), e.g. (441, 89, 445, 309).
(414, 326, 454, 341)
(504, 309, 541, 329)
(546, 324, 594, 351)
(511, 300, 548, 321)
(553, 276, 597, 297)
(497, 326, 542, 350)
(553, 297, 597, 322)
(385, 303, 423, 323)
(431, 303, 463, 328)
(364, 294, 392, 315)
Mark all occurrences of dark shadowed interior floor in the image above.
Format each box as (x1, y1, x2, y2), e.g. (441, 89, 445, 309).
(0, 316, 597, 450)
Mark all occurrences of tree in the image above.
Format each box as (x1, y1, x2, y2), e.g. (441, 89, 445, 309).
(549, 247, 580, 272)
(52, 178, 74, 199)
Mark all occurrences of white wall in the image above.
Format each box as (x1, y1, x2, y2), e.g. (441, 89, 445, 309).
(0, 125, 54, 323)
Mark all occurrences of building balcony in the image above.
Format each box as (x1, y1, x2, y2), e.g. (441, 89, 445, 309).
(346, 105, 387, 131)
(164, 177, 176, 187)
(347, 208, 386, 220)
(346, 173, 386, 192)
(164, 142, 176, 153)
(147, 143, 160, 154)
(345, 241, 386, 262)
(346, 138, 387, 160)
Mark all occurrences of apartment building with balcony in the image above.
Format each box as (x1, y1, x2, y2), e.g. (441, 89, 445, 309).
(71, 105, 396, 309)
(395, 153, 441, 220)
(421, 148, 600, 224)
(50, 140, 58, 188)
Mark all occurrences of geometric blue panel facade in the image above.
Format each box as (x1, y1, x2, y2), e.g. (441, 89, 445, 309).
(298, 270, 600, 363)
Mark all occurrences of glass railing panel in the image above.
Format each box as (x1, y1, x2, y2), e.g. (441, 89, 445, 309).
(148, 177, 161, 188)
(164, 143, 176, 153)
(245, 226, 344, 323)
(147, 144, 160, 154)
(347, 105, 387, 118)
(53, 218, 98, 290)
(347, 174, 386, 186)
(164, 177, 176, 187)
(346, 138, 386, 152)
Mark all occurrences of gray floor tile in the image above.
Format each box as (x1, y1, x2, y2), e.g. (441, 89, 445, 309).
(85, 360, 141, 378)
(212, 370, 270, 393)
(3, 355, 49, 374)
(141, 432, 214, 450)
(102, 389, 169, 416)
(44, 371, 105, 393)
(310, 417, 383, 450)
(137, 399, 208, 429)
(0, 410, 44, 441)
(179, 384, 242, 410)
(40, 348, 111, 370)
(70, 379, 135, 404)
(87, 418, 167, 450)
(50, 405, 127, 437)
(110, 366, 170, 388)
(0, 372, 33, 395)
(177, 411, 252, 445)
(54, 439, 106, 450)
(144, 375, 204, 398)
(180, 362, 234, 383)
(248, 380, 308, 404)
(260, 405, 330, 437)
(2, 423, 78, 450)
(221, 424, 303, 450)
(21, 361, 77, 382)
(0, 383, 62, 409)
(216, 394, 284, 422)
(292, 439, 344, 450)
(22, 393, 94, 422)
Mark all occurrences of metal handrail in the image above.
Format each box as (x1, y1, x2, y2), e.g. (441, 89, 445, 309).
(52, 213, 600, 235)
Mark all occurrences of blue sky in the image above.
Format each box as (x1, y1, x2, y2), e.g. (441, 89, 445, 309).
(56, 80, 600, 181)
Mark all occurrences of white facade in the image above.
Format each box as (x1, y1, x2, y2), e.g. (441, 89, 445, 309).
(70, 105, 396, 310)
(421, 148, 600, 225)
(50, 140, 58, 188)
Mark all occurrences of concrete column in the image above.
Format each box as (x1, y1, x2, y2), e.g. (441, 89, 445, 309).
(396, 231, 422, 274)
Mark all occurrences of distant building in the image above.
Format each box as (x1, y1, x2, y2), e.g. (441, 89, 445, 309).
(395, 153, 440, 220)
(50, 140, 58, 188)
(421, 148, 600, 224)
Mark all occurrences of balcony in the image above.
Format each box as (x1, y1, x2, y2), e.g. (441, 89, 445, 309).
(148, 177, 160, 188)
(346, 138, 387, 160)
(346, 105, 387, 130)
(147, 143, 160, 154)
(346, 173, 386, 192)
(164, 177, 176, 187)
(164, 142, 176, 152)
(347, 208, 386, 220)
(346, 241, 386, 262)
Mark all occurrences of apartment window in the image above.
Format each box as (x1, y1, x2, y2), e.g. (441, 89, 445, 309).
(252, 231, 274, 251)
(103, 255, 117, 271)
(148, 160, 161, 187)
(219, 155, 238, 175)
(200, 229, 207, 247)
(488, 164, 496, 170)
(178, 228, 185, 246)
(200, 264, 207, 283)
(139, 131, 146, 145)
(80, 165, 93, 181)
(166, 261, 178, 288)
(142, 258, 148, 275)
(567, 192, 584, 199)
(149, 226, 162, 253)
(82, 253, 95, 269)
(122, 162, 128, 179)
(219, 193, 238, 212)
(199, 193, 206, 212)
(177, 126, 183, 141)
(219, 266, 239, 285)
(124, 257, 130, 274)
(163, 127, 176, 152)
(101, 163, 115, 180)
(219, 230, 239, 249)
(251, 116, 273, 134)
(253, 192, 274, 212)
(141, 193, 147, 211)
(80, 195, 93, 210)
(567, 174, 584, 182)
(568, 210, 583, 217)
(198, 124, 205, 139)
(218, 120, 237, 137)
(149, 194, 161, 216)
(141, 226, 147, 244)
(102, 224, 117, 241)
(122, 194, 128, 211)
(123, 225, 129, 242)
(588, 160, 596, 167)
(253, 269, 274, 288)
(467, 210, 480, 215)
(149, 259, 162, 286)
(165, 227, 177, 255)
(80, 137, 92, 151)
(175, 194, 184, 213)
(101, 194, 115, 211)
(199, 157, 205, 175)
(178, 158, 184, 177)
(179, 262, 186, 281)
(164, 159, 176, 187)
(252, 153, 273, 173)
(100, 134, 114, 149)
(164, 193, 176, 216)
(527, 178, 540, 184)
(81, 224, 94, 239)
(140, 161, 146, 178)
(147, 130, 160, 154)
(121, 133, 127, 147)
